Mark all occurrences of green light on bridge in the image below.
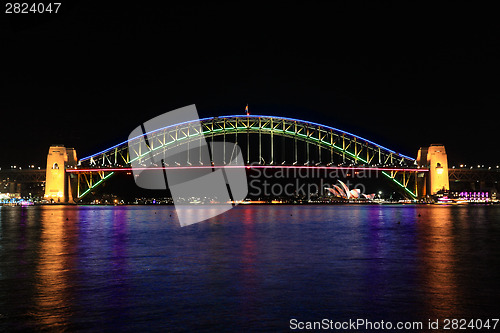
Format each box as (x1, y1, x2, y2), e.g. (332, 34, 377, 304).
(92, 125, 417, 199)
(79, 172, 115, 198)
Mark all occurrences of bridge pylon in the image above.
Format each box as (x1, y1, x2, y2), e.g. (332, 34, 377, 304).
(44, 145, 77, 203)
(417, 144, 449, 198)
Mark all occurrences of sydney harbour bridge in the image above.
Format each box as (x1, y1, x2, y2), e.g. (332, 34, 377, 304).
(3, 114, 499, 203)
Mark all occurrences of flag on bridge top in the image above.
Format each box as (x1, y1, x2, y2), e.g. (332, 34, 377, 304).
(245, 104, 249, 115)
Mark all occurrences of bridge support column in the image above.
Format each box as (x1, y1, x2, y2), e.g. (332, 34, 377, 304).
(44, 145, 77, 203)
(417, 144, 449, 198)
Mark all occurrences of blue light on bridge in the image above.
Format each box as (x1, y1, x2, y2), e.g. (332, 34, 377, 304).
(79, 115, 416, 162)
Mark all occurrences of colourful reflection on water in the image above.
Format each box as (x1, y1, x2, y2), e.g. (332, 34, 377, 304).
(418, 207, 458, 319)
(34, 207, 77, 329)
(239, 207, 258, 322)
(0, 205, 498, 331)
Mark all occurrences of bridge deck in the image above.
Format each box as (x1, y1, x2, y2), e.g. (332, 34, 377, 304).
(67, 165, 429, 173)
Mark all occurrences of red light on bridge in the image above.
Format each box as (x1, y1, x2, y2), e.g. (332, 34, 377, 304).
(66, 165, 429, 173)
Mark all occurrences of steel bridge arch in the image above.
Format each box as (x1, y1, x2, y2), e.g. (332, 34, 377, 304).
(75, 115, 419, 199)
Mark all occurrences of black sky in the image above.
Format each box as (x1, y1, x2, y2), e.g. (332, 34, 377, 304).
(1, 2, 499, 168)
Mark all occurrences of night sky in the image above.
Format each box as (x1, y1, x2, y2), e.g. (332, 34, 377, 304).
(1, 2, 499, 168)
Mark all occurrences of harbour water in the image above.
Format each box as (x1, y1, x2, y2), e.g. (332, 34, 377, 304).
(0, 205, 499, 332)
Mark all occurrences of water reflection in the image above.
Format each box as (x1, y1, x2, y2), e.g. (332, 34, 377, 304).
(239, 208, 258, 323)
(418, 207, 459, 319)
(74, 207, 135, 331)
(35, 207, 77, 330)
(109, 208, 131, 329)
(0, 205, 499, 331)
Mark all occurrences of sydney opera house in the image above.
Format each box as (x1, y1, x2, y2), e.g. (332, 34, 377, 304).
(325, 180, 376, 200)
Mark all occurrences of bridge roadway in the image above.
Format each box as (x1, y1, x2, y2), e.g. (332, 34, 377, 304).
(67, 165, 426, 173)
(449, 168, 500, 183)
(0, 169, 46, 183)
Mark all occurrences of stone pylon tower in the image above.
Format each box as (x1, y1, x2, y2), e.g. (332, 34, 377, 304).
(44, 145, 77, 203)
(417, 144, 449, 197)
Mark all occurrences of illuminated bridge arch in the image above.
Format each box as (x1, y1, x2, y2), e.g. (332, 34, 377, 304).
(72, 115, 422, 199)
